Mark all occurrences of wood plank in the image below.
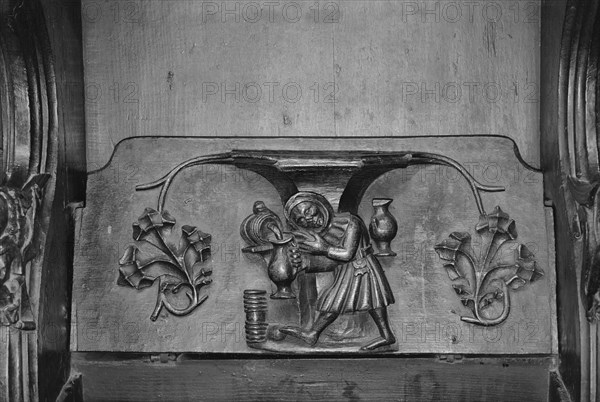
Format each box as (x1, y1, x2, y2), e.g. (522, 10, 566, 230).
(81, 0, 541, 169)
(71, 353, 552, 401)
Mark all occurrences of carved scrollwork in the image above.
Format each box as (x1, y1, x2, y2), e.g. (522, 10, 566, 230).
(435, 206, 544, 326)
(118, 208, 213, 321)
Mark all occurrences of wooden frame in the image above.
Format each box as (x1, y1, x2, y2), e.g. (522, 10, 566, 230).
(0, 0, 597, 400)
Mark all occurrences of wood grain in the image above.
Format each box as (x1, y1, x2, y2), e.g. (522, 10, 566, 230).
(81, 0, 541, 170)
(71, 353, 553, 401)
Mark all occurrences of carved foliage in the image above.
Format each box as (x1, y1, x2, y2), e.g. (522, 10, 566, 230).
(435, 206, 543, 326)
(118, 208, 213, 321)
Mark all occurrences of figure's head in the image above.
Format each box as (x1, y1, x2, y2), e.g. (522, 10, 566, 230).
(291, 201, 324, 229)
(284, 192, 334, 233)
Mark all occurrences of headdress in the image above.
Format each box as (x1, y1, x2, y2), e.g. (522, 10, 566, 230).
(284, 191, 334, 234)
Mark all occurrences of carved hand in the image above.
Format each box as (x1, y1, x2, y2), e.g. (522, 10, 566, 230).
(294, 230, 329, 256)
(287, 244, 303, 273)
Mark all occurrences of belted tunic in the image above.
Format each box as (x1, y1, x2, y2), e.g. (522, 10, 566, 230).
(315, 213, 395, 314)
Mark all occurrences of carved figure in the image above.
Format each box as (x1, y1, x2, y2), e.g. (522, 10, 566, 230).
(279, 192, 396, 351)
(0, 174, 50, 329)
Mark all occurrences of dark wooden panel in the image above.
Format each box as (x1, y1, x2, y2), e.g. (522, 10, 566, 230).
(71, 354, 552, 401)
(540, 0, 597, 400)
(38, 0, 87, 399)
(0, 0, 85, 399)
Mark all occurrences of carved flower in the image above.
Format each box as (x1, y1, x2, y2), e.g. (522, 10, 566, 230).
(509, 244, 543, 289)
(132, 208, 175, 241)
(118, 208, 213, 320)
(181, 225, 211, 256)
(117, 246, 154, 289)
(475, 206, 517, 239)
(435, 206, 544, 326)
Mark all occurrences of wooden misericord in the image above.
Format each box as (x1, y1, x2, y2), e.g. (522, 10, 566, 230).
(68, 0, 564, 400)
(72, 137, 554, 355)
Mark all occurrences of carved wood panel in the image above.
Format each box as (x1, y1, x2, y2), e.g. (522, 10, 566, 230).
(72, 136, 555, 355)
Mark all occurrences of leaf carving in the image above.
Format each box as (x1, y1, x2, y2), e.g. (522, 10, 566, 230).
(434, 206, 543, 326)
(118, 208, 213, 321)
(436, 232, 476, 299)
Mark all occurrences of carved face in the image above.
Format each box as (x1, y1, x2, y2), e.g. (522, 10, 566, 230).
(291, 201, 325, 229)
(284, 191, 333, 234)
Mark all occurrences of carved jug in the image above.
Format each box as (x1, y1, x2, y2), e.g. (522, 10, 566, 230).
(369, 198, 398, 257)
(267, 235, 297, 299)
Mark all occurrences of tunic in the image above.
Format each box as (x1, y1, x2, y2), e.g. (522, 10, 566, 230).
(315, 213, 395, 314)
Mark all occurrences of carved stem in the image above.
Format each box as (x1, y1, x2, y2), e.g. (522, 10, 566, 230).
(150, 282, 207, 321)
(414, 152, 505, 215)
(148, 242, 207, 320)
(135, 153, 234, 212)
(152, 228, 183, 276)
(462, 280, 510, 326)
(453, 248, 478, 295)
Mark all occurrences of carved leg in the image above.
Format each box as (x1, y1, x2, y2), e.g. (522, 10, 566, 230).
(360, 307, 396, 351)
(279, 312, 338, 346)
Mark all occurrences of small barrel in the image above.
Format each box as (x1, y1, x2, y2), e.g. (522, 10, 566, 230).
(243, 290, 268, 344)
